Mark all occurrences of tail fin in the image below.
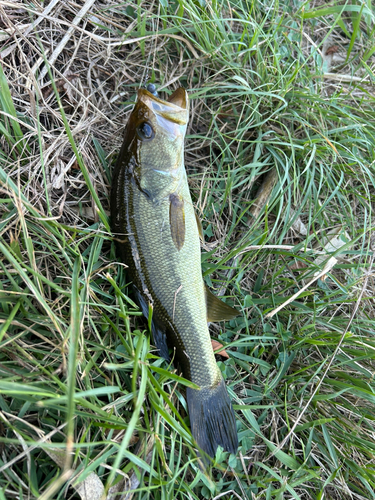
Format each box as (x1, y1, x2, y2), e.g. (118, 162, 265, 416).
(186, 378, 238, 460)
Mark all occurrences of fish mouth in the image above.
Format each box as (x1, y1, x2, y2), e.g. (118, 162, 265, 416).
(137, 87, 189, 125)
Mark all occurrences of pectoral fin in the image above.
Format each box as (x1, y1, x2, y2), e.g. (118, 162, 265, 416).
(205, 285, 239, 322)
(170, 193, 185, 251)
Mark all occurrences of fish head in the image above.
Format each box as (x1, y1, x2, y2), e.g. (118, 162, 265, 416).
(123, 88, 189, 198)
(134, 86, 189, 142)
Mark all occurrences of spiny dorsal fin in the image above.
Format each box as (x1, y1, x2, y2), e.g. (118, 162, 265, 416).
(170, 193, 185, 251)
(205, 285, 238, 322)
(195, 210, 204, 241)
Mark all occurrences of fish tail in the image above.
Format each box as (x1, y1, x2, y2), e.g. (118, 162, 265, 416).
(186, 378, 238, 461)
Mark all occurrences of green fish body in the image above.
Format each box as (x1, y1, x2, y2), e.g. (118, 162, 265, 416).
(111, 87, 238, 459)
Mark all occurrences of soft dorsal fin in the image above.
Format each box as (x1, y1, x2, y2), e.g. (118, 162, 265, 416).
(195, 210, 204, 241)
(169, 193, 185, 251)
(205, 285, 238, 322)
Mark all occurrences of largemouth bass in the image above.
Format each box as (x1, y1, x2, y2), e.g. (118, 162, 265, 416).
(111, 87, 238, 459)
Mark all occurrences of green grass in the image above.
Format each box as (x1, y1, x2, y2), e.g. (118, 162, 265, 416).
(0, 0, 375, 498)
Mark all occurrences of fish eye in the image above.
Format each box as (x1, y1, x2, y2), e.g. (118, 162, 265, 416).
(137, 122, 155, 141)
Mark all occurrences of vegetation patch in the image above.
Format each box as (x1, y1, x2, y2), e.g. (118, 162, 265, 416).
(0, 0, 374, 498)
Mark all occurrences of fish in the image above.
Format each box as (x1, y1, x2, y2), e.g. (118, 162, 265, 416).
(110, 86, 238, 461)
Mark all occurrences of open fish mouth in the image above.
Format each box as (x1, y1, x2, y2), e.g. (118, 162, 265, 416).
(137, 87, 189, 125)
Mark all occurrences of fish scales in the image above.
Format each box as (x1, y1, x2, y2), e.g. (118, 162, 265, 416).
(133, 175, 220, 387)
(111, 87, 238, 461)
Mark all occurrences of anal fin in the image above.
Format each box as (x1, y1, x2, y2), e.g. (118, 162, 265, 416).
(205, 285, 239, 322)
